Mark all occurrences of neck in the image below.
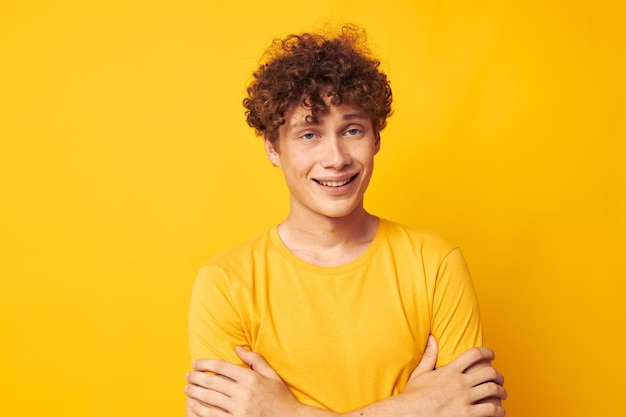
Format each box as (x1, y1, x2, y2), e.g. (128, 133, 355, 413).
(277, 206, 379, 266)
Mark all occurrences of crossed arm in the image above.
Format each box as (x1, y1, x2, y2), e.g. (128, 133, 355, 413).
(184, 336, 507, 417)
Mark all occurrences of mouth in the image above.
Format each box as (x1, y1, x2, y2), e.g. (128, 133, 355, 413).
(313, 174, 358, 187)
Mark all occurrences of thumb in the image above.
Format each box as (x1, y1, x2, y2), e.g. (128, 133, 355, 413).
(411, 335, 439, 377)
(235, 346, 282, 381)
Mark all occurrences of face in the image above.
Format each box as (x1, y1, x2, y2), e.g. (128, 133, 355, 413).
(265, 103, 380, 221)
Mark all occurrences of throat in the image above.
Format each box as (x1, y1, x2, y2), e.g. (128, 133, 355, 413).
(277, 214, 379, 267)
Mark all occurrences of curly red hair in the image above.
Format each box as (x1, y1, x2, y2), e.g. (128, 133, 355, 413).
(243, 25, 393, 143)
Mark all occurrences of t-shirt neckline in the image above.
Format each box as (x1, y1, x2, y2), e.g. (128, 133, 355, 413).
(268, 218, 389, 275)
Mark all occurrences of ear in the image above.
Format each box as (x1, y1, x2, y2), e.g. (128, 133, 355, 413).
(264, 134, 281, 167)
(374, 132, 381, 155)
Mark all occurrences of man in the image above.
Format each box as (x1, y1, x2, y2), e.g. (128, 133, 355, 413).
(185, 26, 507, 417)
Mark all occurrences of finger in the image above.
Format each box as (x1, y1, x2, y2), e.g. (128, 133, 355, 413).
(190, 398, 230, 417)
(475, 396, 504, 406)
(465, 364, 505, 387)
(469, 381, 508, 403)
(471, 400, 507, 417)
(445, 347, 495, 373)
(235, 346, 283, 381)
(187, 397, 224, 417)
(185, 383, 232, 414)
(465, 359, 505, 385)
(186, 398, 202, 417)
(410, 335, 439, 377)
(186, 370, 233, 395)
(192, 359, 247, 382)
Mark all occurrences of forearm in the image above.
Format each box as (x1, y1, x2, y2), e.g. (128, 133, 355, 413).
(285, 394, 417, 417)
(186, 344, 505, 417)
(342, 395, 422, 417)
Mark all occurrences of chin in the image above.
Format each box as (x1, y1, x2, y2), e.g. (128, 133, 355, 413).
(315, 204, 362, 219)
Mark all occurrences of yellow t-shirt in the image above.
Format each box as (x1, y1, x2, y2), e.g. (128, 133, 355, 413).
(189, 218, 484, 412)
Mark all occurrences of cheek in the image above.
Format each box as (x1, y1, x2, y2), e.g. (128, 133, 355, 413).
(280, 161, 307, 184)
(358, 151, 376, 167)
(281, 153, 313, 172)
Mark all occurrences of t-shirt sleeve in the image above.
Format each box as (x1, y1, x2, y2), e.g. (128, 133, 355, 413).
(430, 247, 485, 367)
(188, 264, 247, 365)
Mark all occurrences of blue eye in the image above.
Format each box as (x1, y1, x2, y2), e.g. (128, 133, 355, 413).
(346, 128, 360, 136)
(302, 133, 316, 140)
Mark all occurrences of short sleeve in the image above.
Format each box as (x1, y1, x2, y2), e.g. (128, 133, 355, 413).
(188, 264, 248, 364)
(430, 247, 485, 367)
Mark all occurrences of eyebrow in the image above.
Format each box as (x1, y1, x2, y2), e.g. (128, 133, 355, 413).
(289, 112, 369, 128)
(342, 112, 369, 121)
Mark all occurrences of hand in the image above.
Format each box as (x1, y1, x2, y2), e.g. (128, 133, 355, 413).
(185, 346, 308, 417)
(465, 357, 506, 412)
(399, 336, 507, 417)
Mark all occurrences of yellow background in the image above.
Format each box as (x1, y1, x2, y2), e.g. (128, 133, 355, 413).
(1, 1, 624, 416)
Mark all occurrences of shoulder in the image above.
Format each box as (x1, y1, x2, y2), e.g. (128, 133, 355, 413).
(377, 220, 473, 291)
(380, 219, 459, 258)
(203, 230, 271, 269)
(196, 228, 274, 280)
(191, 229, 276, 301)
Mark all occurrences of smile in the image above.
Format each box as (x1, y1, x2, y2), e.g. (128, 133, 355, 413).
(314, 174, 357, 187)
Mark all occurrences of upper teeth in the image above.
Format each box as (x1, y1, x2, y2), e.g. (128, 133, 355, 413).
(319, 178, 351, 187)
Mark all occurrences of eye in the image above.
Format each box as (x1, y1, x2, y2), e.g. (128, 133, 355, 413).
(302, 133, 316, 140)
(346, 128, 361, 136)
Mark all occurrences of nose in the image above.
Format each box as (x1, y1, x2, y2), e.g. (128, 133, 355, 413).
(320, 135, 352, 169)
